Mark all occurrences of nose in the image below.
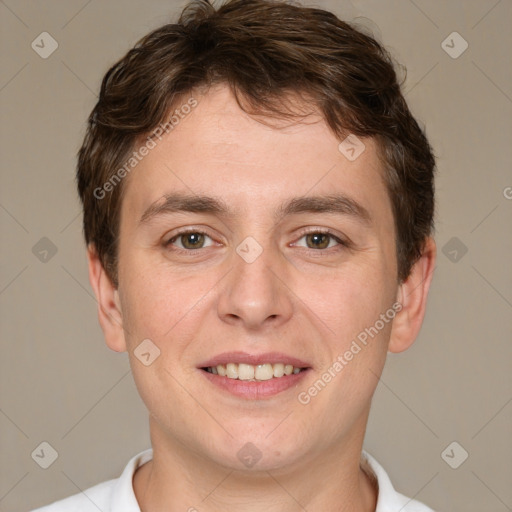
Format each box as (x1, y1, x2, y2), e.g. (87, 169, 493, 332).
(217, 239, 294, 331)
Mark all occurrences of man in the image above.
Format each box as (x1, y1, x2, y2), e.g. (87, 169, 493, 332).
(34, 0, 437, 510)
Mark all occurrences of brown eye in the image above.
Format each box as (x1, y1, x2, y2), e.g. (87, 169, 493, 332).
(305, 233, 331, 249)
(180, 233, 205, 249)
(167, 231, 214, 250)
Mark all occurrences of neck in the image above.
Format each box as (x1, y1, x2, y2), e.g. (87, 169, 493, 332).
(134, 420, 378, 512)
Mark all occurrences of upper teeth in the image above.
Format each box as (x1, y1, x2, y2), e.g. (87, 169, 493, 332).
(205, 363, 302, 381)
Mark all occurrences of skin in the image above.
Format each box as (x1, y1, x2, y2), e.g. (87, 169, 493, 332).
(88, 83, 436, 512)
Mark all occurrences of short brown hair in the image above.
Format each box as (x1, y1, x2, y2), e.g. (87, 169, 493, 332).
(77, 0, 435, 286)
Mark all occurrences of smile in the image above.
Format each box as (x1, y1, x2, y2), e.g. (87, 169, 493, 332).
(203, 362, 305, 381)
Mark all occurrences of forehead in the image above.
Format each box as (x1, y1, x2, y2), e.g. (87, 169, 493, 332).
(121, 84, 391, 225)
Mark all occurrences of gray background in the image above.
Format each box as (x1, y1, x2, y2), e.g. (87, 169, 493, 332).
(1, 1, 511, 511)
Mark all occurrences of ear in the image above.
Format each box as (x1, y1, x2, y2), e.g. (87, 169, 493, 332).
(388, 237, 436, 353)
(86, 244, 127, 353)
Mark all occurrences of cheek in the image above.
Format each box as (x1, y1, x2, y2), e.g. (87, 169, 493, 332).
(118, 246, 172, 324)
(314, 260, 397, 412)
(300, 310, 391, 428)
(118, 254, 222, 351)
(118, 267, 203, 424)
(300, 259, 395, 342)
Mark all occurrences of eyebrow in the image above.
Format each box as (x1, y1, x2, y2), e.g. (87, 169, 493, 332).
(275, 194, 371, 225)
(139, 192, 371, 226)
(139, 194, 231, 225)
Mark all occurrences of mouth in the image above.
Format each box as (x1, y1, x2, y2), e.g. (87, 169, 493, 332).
(198, 352, 311, 399)
(201, 362, 305, 381)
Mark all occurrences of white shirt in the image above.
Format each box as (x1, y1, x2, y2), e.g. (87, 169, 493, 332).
(32, 449, 435, 511)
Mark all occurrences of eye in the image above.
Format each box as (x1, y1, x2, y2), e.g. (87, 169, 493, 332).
(166, 230, 215, 251)
(293, 230, 347, 251)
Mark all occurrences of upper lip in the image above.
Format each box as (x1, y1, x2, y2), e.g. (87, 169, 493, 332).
(198, 351, 311, 369)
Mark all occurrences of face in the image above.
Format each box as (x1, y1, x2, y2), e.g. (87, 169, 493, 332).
(104, 84, 413, 472)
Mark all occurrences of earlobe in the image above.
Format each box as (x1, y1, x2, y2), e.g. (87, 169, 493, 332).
(388, 237, 436, 353)
(86, 245, 127, 353)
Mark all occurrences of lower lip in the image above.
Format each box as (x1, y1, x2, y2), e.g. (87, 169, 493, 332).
(199, 368, 310, 399)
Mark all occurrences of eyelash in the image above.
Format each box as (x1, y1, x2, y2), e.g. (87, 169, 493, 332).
(292, 228, 349, 253)
(164, 228, 349, 256)
(165, 229, 218, 255)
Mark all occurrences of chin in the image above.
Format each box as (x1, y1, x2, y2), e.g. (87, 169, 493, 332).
(202, 424, 311, 472)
